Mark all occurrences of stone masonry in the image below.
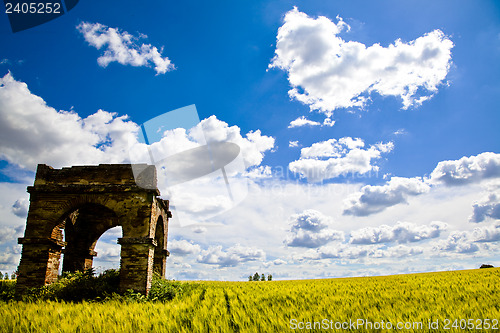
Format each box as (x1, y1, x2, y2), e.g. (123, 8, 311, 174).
(16, 164, 171, 295)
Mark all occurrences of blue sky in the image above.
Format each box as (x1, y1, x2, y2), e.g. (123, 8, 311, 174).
(1, 0, 499, 280)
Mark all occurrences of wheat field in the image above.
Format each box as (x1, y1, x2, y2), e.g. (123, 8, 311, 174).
(0, 268, 499, 332)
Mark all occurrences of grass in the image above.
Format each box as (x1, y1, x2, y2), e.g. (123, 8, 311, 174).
(0, 268, 499, 332)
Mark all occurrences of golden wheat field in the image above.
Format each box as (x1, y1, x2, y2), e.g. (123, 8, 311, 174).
(0, 268, 499, 332)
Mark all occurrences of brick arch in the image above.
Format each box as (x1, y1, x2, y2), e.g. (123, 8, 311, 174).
(16, 164, 171, 295)
(153, 215, 169, 276)
(57, 203, 119, 273)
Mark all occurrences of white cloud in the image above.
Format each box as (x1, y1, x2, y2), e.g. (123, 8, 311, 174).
(297, 244, 372, 260)
(188, 115, 275, 168)
(289, 140, 299, 148)
(169, 239, 201, 256)
(470, 189, 500, 223)
(243, 166, 273, 179)
(169, 268, 210, 280)
(322, 245, 370, 260)
(288, 209, 333, 231)
(192, 226, 207, 234)
(434, 231, 479, 254)
(150, 116, 274, 225)
(134, 115, 274, 225)
(164, 177, 498, 280)
(0, 226, 21, 243)
(322, 118, 335, 127)
(289, 137, 393, 182)
(0, 72, 139, 170)
(172, 262, 192, 270)
(153, 117, 274, 225)
(77, 22, 175, 75)
(285, 210, 344, 248)
(92, 227, 122, 269)
(270, 7, 453, 114)
(288, 116, 321, 128)
(430, 152, 500, 186)
(11, 198, 28, 218)
(472, 223, 500, 243)
(433, 223, 500, 255)
(285, 229, 344, 248)
(0, 247, 20, 271)
(0, 183, 29, 240)
(0, 73, 275, 228)
(294, 238, 427, 262)
(349, 221, 447, 244)
(299, 137, 365, 158)
(3, 74, 499, 280)
(273, 259, 287, 265)
(0, 72, 273, 173)
(343, 177, 430, 216)
(94, 245, 121, 261)
(197, 244, 265, 267)
(170, 187, 233, 215)
(393, 129, 407, 136)
(343, 153, 500, 217)
(372, 245, 424, 258)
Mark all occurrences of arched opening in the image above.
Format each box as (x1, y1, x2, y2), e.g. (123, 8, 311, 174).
(93, 226, 122, 273)
(153, 216, 166, 277)
(16, 163, 171, 295)
(50, 203, 120, 276)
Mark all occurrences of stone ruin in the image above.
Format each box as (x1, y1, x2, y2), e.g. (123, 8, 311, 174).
(16, 164, 171, 295)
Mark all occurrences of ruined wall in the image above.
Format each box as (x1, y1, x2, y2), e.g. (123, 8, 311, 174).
(16, 164, 171, 295)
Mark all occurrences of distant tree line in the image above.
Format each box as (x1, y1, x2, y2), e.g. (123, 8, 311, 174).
(248, 272, 272, 281)
(1, 271, 17, 280)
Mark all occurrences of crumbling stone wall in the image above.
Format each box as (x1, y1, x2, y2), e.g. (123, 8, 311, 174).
(16, 164, 171, 295)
